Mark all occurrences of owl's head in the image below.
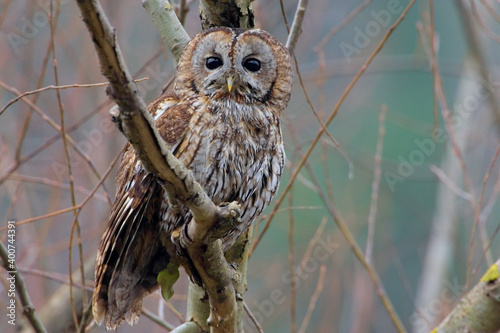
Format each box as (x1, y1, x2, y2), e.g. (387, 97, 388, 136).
(175, 27, 293, 110)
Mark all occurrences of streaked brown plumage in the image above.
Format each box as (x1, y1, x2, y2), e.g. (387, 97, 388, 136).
(93, 27, 293, 330)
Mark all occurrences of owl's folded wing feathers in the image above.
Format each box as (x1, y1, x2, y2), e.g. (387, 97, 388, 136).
(92, 94, 194, 329)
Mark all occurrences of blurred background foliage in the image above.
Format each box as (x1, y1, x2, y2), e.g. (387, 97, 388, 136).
(1, 0, 500, 332)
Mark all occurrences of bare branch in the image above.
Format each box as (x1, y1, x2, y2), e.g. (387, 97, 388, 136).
(314, 0, 372, 51)
(142, 0, 191, 64)
(243, 301, 263, 333)
(0, 81, 112, 116)
(429, 165, 474, 201)
(436, 259, 500, 332)
(297, 265, 327, 333)
(286, 0, 309, 55)
(365, 104, 388, 263)
(142, 307, 176, 331)
(0, 80, 110, 197)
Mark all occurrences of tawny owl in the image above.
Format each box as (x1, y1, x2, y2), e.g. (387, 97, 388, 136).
(93, 27, 293, 330)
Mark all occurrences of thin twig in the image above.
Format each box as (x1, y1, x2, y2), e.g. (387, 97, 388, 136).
(474, 193, 500, 276)
(0, 80, 110, 198)
(467, 144, 500, 282)
(300, 217, 328, 271)
(0, 81, 126, 116)
(429, 165, 474, 201)
(281, 123, 406, 331)
(18, 267, 93, 291)
(142, 307, 176, 331)
(314, 0, 372, 51)
(68, 147, 124, 227)
(243, 301, 264, 333)
(47, 3, 86, 329)
(318, 179, 407, 331)
(478, 0, 500, 25)
(286, 0, 309, 55)
(177, 0, 192, 26)
(5, 182, 21, 224)
(469, 0, 500, 43)
(0, 99, 113, 204)
(14, 31, 53, 162)
(365, 104, 387, 263)
(292, 56, 354, 177)
(458, 0, 500, 136)
(66, 148, 122, 329)
(297, 265, 327, 333)
(279, 0, 290, 34)
(6, 174, 108, 203)
(0, 0, 12, 29)
(428, 0, 476, 205)
(316, 52, 337, 199)
(4, 205, 81, 229)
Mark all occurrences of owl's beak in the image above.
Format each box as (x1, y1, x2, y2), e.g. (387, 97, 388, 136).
(226, 76, 234, 92)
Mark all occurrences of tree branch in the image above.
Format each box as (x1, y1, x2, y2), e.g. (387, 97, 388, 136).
(142, 0, 191, 64)
(435, 259, 500, 332)
(286, 0, 309, 55)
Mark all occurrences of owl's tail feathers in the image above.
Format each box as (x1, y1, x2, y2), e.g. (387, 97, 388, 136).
(92, 283, 143, 329)
(92, 172, 170, 330)
(92, 235, 170, 330)
(91, 271, 145, 330)
(91, 259, 144, 330)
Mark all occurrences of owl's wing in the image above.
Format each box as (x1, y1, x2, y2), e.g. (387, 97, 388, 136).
(93, 94, 193, 329)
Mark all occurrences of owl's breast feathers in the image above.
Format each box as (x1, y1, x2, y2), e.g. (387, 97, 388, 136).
(154, 92, 285, 241)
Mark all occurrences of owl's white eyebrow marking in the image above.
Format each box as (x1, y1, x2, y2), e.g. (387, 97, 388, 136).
(154, 110, 164, 120)
(154, 103, 169, 120)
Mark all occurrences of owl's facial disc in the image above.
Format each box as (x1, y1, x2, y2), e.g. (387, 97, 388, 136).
(182, 29, 286, 104)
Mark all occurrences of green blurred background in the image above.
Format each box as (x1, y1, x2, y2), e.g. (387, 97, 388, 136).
(1, 0, 500, 332)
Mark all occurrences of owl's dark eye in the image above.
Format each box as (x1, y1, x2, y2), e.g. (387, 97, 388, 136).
(243, 58, 261, 72)
(206, 57, 223, 70)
